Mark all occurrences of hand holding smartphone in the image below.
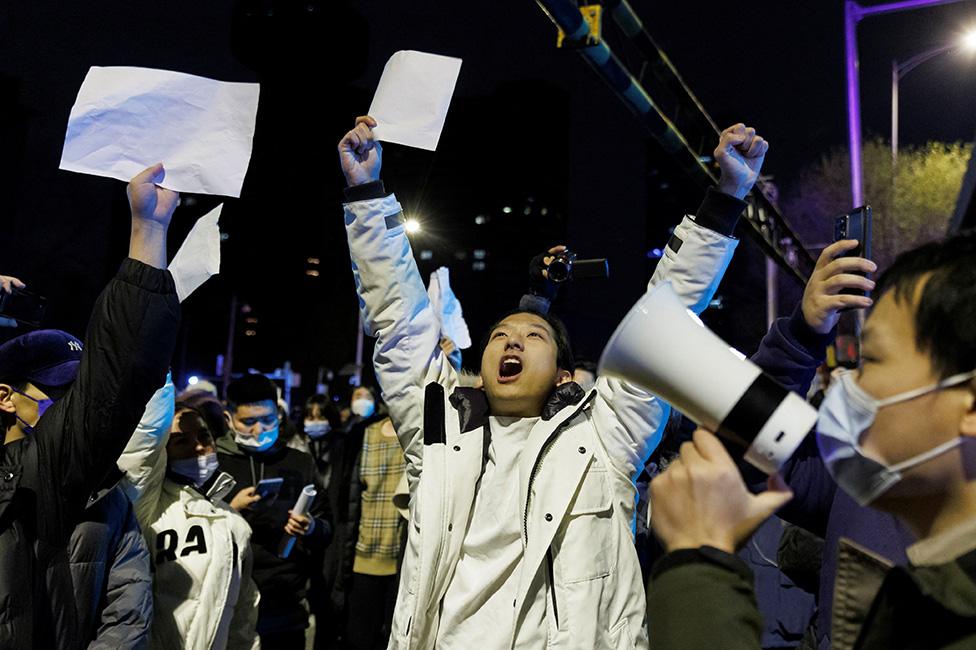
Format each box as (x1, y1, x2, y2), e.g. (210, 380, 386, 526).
(255, 477, 284, 505)
(833, 206, 873, 297)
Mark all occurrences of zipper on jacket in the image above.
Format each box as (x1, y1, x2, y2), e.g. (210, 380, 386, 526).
(522, 394, 596, 542)
(415, 384, 450, 644)
(546, 548, 559, 630)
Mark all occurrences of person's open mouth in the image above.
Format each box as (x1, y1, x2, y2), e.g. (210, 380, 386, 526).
(497, 354, 523, 384)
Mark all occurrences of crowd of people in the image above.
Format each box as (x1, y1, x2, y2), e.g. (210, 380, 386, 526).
(0, 112, 973, 650)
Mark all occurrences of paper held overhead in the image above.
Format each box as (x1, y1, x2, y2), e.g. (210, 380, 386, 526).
(368, 50, 462, 151)
(427, 267, 472, 350)
(60, 66, 260, 197)
(168, 204, 222, 302)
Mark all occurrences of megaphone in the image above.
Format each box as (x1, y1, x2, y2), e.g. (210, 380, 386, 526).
(599, 282, 817, 474)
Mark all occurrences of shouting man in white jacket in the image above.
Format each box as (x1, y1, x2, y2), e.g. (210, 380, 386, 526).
(337, 116, 768, 649)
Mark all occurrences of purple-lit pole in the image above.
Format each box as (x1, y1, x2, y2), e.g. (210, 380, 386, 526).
(844, 0, 967, 207)
(845, 1, 864, 206)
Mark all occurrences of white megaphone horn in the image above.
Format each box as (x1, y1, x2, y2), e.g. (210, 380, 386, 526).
(599, 282, 817, 474)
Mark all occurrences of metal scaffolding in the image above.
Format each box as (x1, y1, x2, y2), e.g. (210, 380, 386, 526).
(535, 0, 816, 283)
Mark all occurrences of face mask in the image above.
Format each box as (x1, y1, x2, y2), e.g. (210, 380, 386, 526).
(817, 369, 976, 506)
(351, 398, 375, 419)
(235, 424, 279, 453)
(12, 388, 55, 435)
(304, 420, 332, 439)
(170, 452, 219, 487)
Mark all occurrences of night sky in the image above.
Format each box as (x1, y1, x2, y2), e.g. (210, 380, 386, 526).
(2, 0, 975, 402)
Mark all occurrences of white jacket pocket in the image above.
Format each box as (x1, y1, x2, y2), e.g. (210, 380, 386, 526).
(553, 468, 613, 584)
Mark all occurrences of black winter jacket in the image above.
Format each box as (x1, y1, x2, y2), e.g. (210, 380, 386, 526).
(68, 470, 153, 649)
(0, 259, 179, 649)
(219, 438, 333, 634)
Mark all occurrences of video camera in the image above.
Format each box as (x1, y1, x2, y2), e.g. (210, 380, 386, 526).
(546, 250, 609, 283)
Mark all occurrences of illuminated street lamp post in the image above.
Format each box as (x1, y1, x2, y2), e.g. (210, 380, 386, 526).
(892, 31, 976, 165)
(844, 0, 968, 207)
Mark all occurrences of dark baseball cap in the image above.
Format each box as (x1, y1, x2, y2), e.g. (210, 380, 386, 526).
(0, 329, 83, 392)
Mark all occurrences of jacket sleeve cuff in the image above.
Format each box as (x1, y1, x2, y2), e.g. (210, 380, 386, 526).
(784, 303, 834, 360)
(343, 180, 388, 203)
(119, 258, 177, 295)
(692, 187, 747, 237)
(308, 517, 332, 546)
(651, 546, 754, 583)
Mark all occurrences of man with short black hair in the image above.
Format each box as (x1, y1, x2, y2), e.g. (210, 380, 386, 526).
(218, 372, 333, 649)
(0, 163, 181, 648)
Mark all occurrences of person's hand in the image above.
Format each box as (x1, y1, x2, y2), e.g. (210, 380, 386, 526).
(715, 124, 769, 200)
(0, 275, 25, 294)
(650, 428, 793, 554)
(127, 163, 180, 228)
(528, 244, 568, 299)
(802, 240, 876, 334)
(285, 511, 314, 537)
(230, 487, 262, 512)
(338, 116, 382, 187)
(439, 337, 457, 356)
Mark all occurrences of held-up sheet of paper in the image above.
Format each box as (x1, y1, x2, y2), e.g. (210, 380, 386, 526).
(168, 204, 222, 302)
(368, 51, 462, 151)
(60, 67, 259, 197)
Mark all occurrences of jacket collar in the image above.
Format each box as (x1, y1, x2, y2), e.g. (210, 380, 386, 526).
(215, 431, 245, 457)
(449, 381, 587, 429)
(908, 516, 976, 567)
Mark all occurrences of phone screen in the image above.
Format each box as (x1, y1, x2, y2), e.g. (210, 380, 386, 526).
(256, 477, 284, 501)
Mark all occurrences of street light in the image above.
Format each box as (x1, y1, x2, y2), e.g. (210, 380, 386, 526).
(844, 0, 969, 207)
(891, 29, 976, 164)
(964, 29, 976, 50)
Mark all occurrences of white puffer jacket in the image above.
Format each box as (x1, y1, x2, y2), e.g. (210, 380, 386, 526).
(343, 192, 737, 649)
(118, 379, 261, 650)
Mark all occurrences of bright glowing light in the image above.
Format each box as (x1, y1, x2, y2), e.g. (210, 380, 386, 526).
(502, 206, 512, 214)
(405, 218, 421, 234)
(964, 30, 976, 52)
(188, 376, 199, 386)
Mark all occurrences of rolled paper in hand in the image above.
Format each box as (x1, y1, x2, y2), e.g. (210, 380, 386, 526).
(278, 484, 316, 559)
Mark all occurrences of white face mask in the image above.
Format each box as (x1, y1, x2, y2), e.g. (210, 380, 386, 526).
(169, 452, 219, 487)
(351, 398, 375, 419)
(234, 424, 279, 453)
(304, 420, 332, 439)
(816, 369, 976, 506)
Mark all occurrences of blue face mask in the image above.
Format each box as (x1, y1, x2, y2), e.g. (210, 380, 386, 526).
(304, 420, 332, 439)
(169, 452, 219, 487)
(234, 424, 279, 453)
(351, 398, 375, 419)
(817, 369, 976, 506)
(12, 388, 55, 435)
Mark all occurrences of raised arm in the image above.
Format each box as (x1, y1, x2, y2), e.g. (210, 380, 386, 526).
(593, 125, 765, 478)
(117, 375, 176, 524)
(44, 164, 180, 509)
(747, 240, 876, 535)
(338, 117, 456, 490)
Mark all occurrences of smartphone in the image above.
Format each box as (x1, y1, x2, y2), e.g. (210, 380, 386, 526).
(833, 206, 872, 297)
(0, 289, 46, 327)
(255, 477, 284, 503)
